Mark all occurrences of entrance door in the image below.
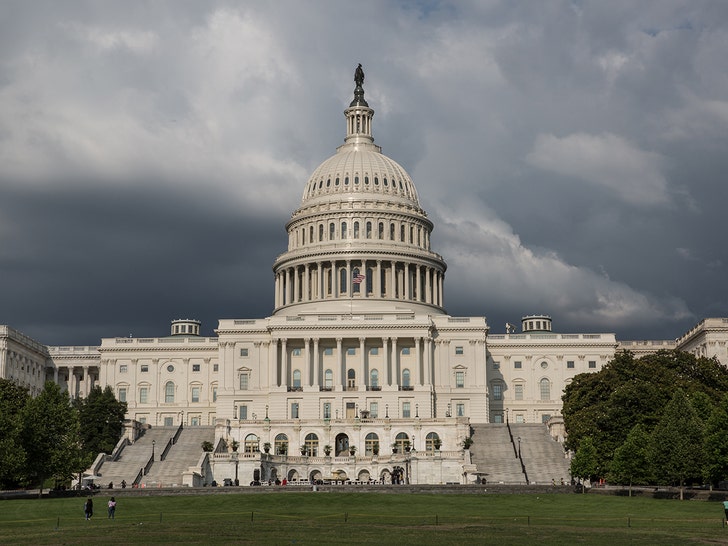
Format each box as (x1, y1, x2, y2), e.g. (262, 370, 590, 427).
(345, 402, 356, 419)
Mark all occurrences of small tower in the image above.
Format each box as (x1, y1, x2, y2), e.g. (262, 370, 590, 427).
(170, 318, 201, 336)
(521, 315, 552, 333)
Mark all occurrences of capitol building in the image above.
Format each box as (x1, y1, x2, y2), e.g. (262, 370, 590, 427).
(2, 68, 728, 486)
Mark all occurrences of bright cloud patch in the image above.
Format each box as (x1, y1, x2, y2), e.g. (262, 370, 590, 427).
(526, 132, 669, 206)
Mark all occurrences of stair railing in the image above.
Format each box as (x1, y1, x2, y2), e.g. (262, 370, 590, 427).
(160, 437, 174, 461)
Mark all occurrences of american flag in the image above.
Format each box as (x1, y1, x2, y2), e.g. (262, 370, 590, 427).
(353, 273, 365, 284)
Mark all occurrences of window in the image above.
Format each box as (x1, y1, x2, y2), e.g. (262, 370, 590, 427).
(192, 364, 200, 372)
(370, 401, 378, 418)
(567, 361, 575, 369)
(190, 416, 200, 426)
(402, 401, 411, 418)
(365, 432, 379, 455)
(191, 387, 200, 403)
(542, 414, 551, 424)
(120, 364, 128, 373)
(292, 370, 301, 388)
(323, 348, 333, 356)
(354, 221, 360, 238)
(329, 223, 335, 240)
(540, 378, 551, 400)
(291, 402, 299, 419)
(118, 387, 127, 403)
(540, 361, 548, 369)
(370, 369, 379, 388)
(588, 361, 597, 369)
(455, 346, 464, 355)
(292, 348, 301, 356)
(347, 347, 356, 355)
(239, 373, 249, 390)
(213, 364, 219, 372)
(426, 432, 440, 452)
(140, 364, 149, 373)
(395, 432, 409, 452)
(514, 384, 524, 400)
(402, 369, 411, 387)
(493, 361, 500, 370)
(167, 364, 174, 373)
(492, 383, 502, 400)
(323, 402, 331, 419)
(366, 221, 372, 238)
(341, 221, 347, 238)
(164, 417, 173, 426)
(304, 433, 319, 456)
(347, 368, 356, 389)
(239, 405, 247, 420)
(455, 371, 464, 388)
(275, 433, 289, 455)
(324, 369, 333, 389)
(244, 433, 259, 453)
(212, 386, 217, 402)
(139, 387, 148, 404)
(402, 347, 410, 355)
(514, 361, 522, 369)
(456, 403, 465, 417)
(165, 381, 174, 403)
(240, 348, 248, 357)
(370, 347, 378, 355)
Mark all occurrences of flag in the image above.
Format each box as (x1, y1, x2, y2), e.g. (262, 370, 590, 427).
(353, 273, 365, 284)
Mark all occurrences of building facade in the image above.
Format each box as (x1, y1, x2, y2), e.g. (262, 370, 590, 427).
(3, 70, 728, 484)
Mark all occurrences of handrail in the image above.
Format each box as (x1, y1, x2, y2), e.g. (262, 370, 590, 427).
(111, 437, 129, 462)
(172, 422, 183, 444)
(143, 454, 154, 475)
(132, 467, 143, 487)
(160, 438, 173, 461)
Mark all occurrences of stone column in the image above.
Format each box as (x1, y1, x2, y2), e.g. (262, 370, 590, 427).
(304, 264, 310, 301)
(281, 338, 288, 388)
(359, 337, 366, 391)
(285, 268, 292, 305)
(425, 267, 432, 304)
(391, 261, 397, 299)
(317, 261, 324, 300)
(391, 338, 398, 387)
(382, 337, 390, 386)
(346, 260, 352, 298)
(415, 337, 421, 386)
(304, 338, 311, 386)
(313, 338, 320, 387)
(336, 338, 344, 389)
(376, 260, 382, 298)
(416, 265, 421, 302)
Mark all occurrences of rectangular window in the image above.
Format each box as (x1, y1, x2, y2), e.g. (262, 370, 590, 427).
(164, 417, 174, 426)
(240, 348, 249, 357)
(291, 402, 299, 419)
(542, 414, 551, 423)
(402, 347, 410, 355)
(323, 402, 331, 419)
(567, 361, 575, 369)
(212, 387, 217, 402)
(240, 374, 249, 390)
(140, 364, 149, 373)
(324, 348, 333, 356)
(139, 387, 148, 404)
(191, 387, 200, 403)
(191, 416, 200, 426)
(516, 414, 524, 423)
(213, 364, 219, 372)
(292, 348, 301, 356)
(514, 384, 523, 400)
(455, 346, 464, 355)
(118, 388, 127, 403)
(370, 347, 378, 355)
(493, 361, 500, 370)
(402, 401, 411, 418)
(119, 364, 128, 374)
(588, 361, 597, 369)
(456, 403, 465, 417)
(493, 383, 502, 400)
(192, 364, 200, 372)
(239, 405, 247, 420)
(347, 348, 356, 355)
(455, 371, 464, 388)
(370, 401, 378, 418)
(514, 361, 522, 369)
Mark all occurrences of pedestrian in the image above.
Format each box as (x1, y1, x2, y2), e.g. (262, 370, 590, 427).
(84, 497, 93, 520)
(723, 500, 728, 523)
(108, 497, 116, 519)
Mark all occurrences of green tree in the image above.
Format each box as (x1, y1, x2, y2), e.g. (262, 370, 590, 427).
(20, 381, 81, 495)
(649, 389, 705, 500)
(608, 424, 651, 496)
(703, 395, 728, 487)
(76, 386, 127, 457)
(0, 379, 30, 488)
(570, 436, 598, 492)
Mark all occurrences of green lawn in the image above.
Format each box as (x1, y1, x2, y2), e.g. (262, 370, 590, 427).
(0, 491, 725, 544)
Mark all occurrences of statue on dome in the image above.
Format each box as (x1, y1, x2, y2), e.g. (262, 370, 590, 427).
(354, 63, 364, 88)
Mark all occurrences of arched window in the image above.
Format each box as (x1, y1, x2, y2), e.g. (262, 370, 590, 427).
(244, 433, 259, 453)
(394, 432, 410, 452)
(378, 222, 384, 239)
(344, 176, 349, 186)
(329, 223, 335, 240)
(540, 378, 551, 401)
(165, 381, 174, 403)
(353, 267, 362, 293)
(292, 369, 301, 388)
(390, 223, 395, 240)
(275, 433, 288, 455)
(341, 221, 347, 239)
(400, 225, 405, 242)
(383, 177, 388, 187)
(324, 369, 333, 389)
(319, 224, 324, 241)
(354, 175, 359, 185)
(402, 369, 411, 388)
(340, 268, 348, 293)
(370, 369, 379, 388)
(366, 221, 372, 239)
(310, 226, 314, 244)
(305, 433, 319, 456)
(365, 432, 379, 455)
(347, 368, 356, 390)
(353, 221, 359, 238)
(426, 432, 441, 452)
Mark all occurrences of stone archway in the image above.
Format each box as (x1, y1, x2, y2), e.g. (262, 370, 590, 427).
(287, 469, 300, 482)
(309, 469, 322, 482)
(357, 469, 371, 482)
(335, 433, 350, 456)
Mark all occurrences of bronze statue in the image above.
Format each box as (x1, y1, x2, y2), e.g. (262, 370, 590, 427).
(355, 64, 364, 87)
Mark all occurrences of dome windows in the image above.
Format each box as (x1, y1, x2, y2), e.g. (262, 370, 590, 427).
(335, 177, 339, 186)
(344, 176, 349, 186)
(354, 176, 359, 185)
(364, 176, 369, 185)
(383, 177, 388, 187)
(374, 176, 379, 186)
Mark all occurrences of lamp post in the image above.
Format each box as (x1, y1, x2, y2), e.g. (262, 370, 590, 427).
(152, 440, 155, 461)
(517, 436, 521, 459)
(385, 404, 389, 418)
(265, 404, 269, 419)
(232, 451, 239, 486)
(415, 404, 419, 418)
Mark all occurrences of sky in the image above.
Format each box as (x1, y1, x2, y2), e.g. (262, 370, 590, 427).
(1, 1, 727, 346)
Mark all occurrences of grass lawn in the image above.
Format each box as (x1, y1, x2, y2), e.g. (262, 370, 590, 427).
(0, 491, 726, 544)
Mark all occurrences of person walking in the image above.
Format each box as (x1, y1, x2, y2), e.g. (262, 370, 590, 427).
(84, 497, 93, 520)
(108, 497, 116, 519)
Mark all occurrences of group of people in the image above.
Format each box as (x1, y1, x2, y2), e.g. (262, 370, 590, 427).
(83, 497, 116, 520)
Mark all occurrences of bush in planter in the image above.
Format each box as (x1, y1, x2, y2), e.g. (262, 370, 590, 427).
(263, 442, 271, 453)
(230, 440, 240, 452)
(323, 445, 332, 456)
(201, 441, 214, 452)
(433, 438, 442, 450)
(277, 444, 288, 455)
(300, 444, 308, 455)
(391, 442, 399, 454)
(372, 444, 379, 455)
(461, 437, 474, 449)
(349, 445, 357, 456)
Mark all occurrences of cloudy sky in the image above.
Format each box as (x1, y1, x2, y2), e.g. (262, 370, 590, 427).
(1, 1, 727, 346)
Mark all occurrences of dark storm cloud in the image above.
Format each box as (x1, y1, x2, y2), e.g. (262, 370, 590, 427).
(1, 1, 727, 345)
